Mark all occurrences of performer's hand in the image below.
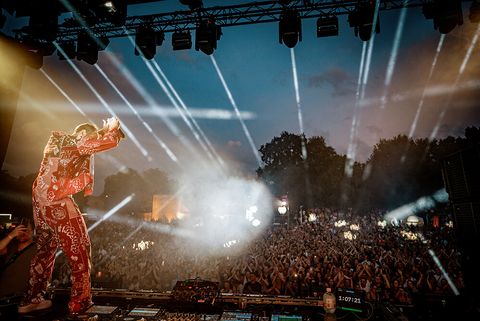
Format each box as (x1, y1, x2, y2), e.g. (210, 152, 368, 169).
(106, 117, 120, 131)
(8, 225, 28, 239)
(43, 143, 57, 155)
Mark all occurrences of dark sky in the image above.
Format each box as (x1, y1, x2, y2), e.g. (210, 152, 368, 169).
(2, 1, 480, 193)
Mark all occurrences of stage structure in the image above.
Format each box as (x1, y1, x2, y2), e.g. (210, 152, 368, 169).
(0, 0, 473, 165)
(6, 1, 470, 61)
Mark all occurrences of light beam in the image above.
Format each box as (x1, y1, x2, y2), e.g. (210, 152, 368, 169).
(87, 194, 135, 233)
(210, 55, 263, 167)
(151, 60, 226, 168)
(54, 42, 151, 159)
(94, 64, 179, 163)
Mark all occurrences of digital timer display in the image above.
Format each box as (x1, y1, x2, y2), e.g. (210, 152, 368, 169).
(335, 288, 365, 313)
(337, 296, 362, 304)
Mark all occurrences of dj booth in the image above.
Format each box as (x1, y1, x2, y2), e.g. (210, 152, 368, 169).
(1, 283, 469, 321)
(0, 278, 377, 321)
(43, 286, 368, 321)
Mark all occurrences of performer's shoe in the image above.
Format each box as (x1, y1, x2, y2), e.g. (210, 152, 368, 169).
(18, 299, 53, 314)
(68, 300, 94, 320)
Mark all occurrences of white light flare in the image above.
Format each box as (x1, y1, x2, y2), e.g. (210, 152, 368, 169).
(210, 55, 263, 167)
(177, 166, 273, 252)
(87, 194, 134, 233)
(54, 42, 150, 159)
(384, 189, 448, 222)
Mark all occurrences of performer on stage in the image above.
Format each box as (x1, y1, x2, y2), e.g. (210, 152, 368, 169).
(19, 117, 124, 316)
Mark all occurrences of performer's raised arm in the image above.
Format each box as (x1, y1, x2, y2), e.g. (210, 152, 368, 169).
(76, 118, 124, 155)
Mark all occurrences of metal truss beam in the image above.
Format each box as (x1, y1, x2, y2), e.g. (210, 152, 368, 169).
(12, 1, 454, 42)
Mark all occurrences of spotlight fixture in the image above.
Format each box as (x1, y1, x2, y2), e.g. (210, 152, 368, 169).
(423, 0, 463, 34)
(317, 15, 339, 37)
(35, 41, 56, 56)
(57, 41, 76, 61)
(28, 12, 59, 42)
(470, 0, 480, 23)
(77, 32, 99, 65)
(179, 0, 203, 10)
(156, 30, 165, 46)
(172, 30, 192, 50)
(348, 2, 380, 41)
(279, 9, 302, 48)
(195, 18, 222, 55)
(98, 36, 110, 51)
(135, 25, 156, 60)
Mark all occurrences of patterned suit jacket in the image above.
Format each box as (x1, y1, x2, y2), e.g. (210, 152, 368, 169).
(34, 128, 122, 202)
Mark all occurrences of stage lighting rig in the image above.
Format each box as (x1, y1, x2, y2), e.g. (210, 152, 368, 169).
(195, 18, 222, 55)
(156, 30, 165, 46)
(172, 30, 192, 50)
(423, 0, 463, 34)
(348, 2, 380, 41)
(279, 9, 302, 48)
(317, 15, 338, 37)
(76, 31, 109, 65)
(179, 0, 202, 10)
(34, 41, 56, 56)
(135, 25, 156, 60)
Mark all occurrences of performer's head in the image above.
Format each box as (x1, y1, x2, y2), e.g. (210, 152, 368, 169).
(72, 123, 98, 140)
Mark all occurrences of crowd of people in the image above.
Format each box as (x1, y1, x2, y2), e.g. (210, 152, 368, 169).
(50, 208, 464, 306)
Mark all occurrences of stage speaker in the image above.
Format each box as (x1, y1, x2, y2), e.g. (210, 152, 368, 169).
(451, 202, 480, 242)
(442, 145, 480, 245)
(442, 144, 480, 293)
(442, 145, 480, 204)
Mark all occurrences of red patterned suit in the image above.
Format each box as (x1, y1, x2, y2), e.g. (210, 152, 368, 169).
(22, 128, 122, 314)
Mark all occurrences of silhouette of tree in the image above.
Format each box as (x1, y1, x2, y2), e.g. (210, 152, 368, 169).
(89, 168, 174, 215)
(257, 127, 480, 211)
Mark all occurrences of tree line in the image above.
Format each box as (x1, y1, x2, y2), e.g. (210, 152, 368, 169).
(0, 126, 479, 219)
(256, 127, 480, 212)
